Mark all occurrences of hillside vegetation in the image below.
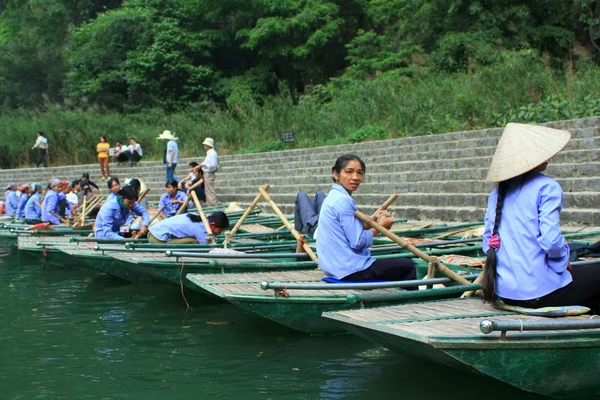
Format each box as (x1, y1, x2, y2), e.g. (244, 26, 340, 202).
(0, 0, 599, 167)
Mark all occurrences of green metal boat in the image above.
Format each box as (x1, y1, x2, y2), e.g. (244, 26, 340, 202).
(323, 296, 600, 398)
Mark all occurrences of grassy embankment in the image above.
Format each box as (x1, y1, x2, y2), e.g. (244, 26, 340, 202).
(0, 52, 599, 169)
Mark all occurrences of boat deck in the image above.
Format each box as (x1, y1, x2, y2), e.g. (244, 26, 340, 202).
(187, 270, 402, 299)
(18, 235, 73, 250)
(325, 298, 600, 343)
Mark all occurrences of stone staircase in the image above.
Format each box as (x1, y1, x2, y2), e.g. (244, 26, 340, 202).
(2, 117, 599, 225)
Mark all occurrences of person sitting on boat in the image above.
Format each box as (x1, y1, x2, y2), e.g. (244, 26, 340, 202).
(4, 183, 18, 217)
(316, 154, 416, 283)
(125, 178, 148, 209)
(148, 211, 229, 244)
(159, 179, 189, 218)
(94, 185, 150, 240)
(16, 184, 31, 219)
(24, 182, 43, 224)
(42, 178, 68, 225)
(106, 177, 121, 202)
(294, 191, 326, 238)
(481, 123, 600, 313)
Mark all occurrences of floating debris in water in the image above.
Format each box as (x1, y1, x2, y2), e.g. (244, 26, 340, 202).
(205, 321, 233, 326)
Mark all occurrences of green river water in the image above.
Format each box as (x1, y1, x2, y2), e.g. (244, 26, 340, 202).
(0, 243, 552, 400)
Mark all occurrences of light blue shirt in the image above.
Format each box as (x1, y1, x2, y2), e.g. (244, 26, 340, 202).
(42, 191, 61, 225)
(106, 192, 118, 202)
(16, 193, 29, 218)
(483, 171, 572, 301)
(316, 184, 375, 279)
(94, 197, 151, 240)
(24, 193, 42, 219)
(149, 214, 208, 243)
(5, 190, 18, 216)
(159, 191, 188, 217)
(167, 140, 178, 164)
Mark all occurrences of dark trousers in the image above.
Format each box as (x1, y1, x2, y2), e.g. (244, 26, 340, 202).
(503, 265, 600, 313)
(343, 258, 417, 288)
(294, 192, 326, 237)
(38, 149, 47, 167)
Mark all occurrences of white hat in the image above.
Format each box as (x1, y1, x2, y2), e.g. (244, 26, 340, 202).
(157, 130, 178, 140)
(486, 123, 571, 182)
(202, 137, 214, 148)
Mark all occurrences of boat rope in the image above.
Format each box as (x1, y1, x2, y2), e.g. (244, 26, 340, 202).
(179, 259, 192, 311)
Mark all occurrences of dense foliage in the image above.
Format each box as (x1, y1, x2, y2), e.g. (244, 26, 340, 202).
(0, 0, 599, 167)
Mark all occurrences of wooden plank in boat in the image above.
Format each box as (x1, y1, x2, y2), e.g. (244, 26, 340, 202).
(239, 223, 276, 233)
(190, 269, 324, 284)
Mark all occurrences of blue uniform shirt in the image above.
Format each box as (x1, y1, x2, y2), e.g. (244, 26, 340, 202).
(483, 171, 572, 301)
(24, 193, 42, 219)
(316, 184, 375, 279)
(106, 192, 118, 202)
(16, 193, 29, 218)
(5, 190, 18, 217)
(159, 191, 188, 217)
(149, 214, 208, 243)
(167, 140, 178, 164)
(42, 191, 61, 225)
(94, 197, 151, 240)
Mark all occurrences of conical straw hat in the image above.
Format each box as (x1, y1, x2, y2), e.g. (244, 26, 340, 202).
(486, 123, 571, 182)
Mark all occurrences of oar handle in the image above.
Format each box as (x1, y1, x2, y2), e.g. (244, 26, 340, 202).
(258, 187, 318, 262)
(227, 184, 270, 240)
(371, 193, 398, 218)
(190, 190, 214, 244)
(50, 211, 69, 225)
(175, 197, 191, 216)
(138, 188, 150, 203)
(354, 210, 470, 285)
(149, 205, 166, 225)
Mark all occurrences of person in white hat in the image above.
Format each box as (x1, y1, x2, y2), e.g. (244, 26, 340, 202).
(481, 123, 600, 313)
(198, 137, 219, 206)
(157, 130, 179, 182)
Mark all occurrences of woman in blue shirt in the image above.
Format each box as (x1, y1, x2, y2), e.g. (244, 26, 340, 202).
(148, 211, 229, 244)
(106, 177, 120, 202)
(316, 154, 416, 282)
(159, 179, 189, 218)
(42, 179, 65, 225)
(16, 184, 30, 218)
(24, 183, 43, 223)
(94, 186, 150, 240)
(481, 123, 600, 312)
(4, 183, 18, 217)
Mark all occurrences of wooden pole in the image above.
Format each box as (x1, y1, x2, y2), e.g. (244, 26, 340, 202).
(149, 205, 166, 225)
(258, 187, 318, 262)
(138, 188, 150, 203)
(371, 193, 398, 218)
(81, 196, 103, 221)
(175, 197, 191, 216)
(225, 185, 270, 243)
(50, 211, 69, 226)
(354, 210, 470, 285)
(80, 197, 87, 225)
(190, 190, 214, 244)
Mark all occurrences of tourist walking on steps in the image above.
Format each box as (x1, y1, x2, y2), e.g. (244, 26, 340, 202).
(198, 138, 218, 206)
(481, 123, 600, 314)
(316, 154, 416, 284)
(97, 136, 111, 180)
(158, 130, 179, 182)
(31, 131, 49, 168)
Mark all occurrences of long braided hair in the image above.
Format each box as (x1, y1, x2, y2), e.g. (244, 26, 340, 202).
(481, 181, 507, 305)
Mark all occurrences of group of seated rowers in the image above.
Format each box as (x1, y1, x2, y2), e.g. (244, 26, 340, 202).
(13, 123, 600, 314)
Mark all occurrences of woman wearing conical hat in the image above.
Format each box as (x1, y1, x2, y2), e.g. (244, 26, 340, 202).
(481, 124, 600, 312)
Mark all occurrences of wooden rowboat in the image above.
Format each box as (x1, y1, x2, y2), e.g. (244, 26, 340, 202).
(323, 292, 600, 397)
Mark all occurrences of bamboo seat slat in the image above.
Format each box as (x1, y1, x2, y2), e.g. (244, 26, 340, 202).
(190, 270, 325, 284)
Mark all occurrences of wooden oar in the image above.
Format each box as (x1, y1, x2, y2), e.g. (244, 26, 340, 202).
(258, 187, 318, 262)
(149, 205, 166, 225)
(371, 193, 398, 217)
(81, 196, 103, 220)
(80, 197, 87, 225)
(175, 197, 191, 216)
(354, 210, 470, 285)
(190, 190, 214, 244)
(224, 184, 270, 244)
(138, 188, 150, 203)
(50, 211, 69, 226)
